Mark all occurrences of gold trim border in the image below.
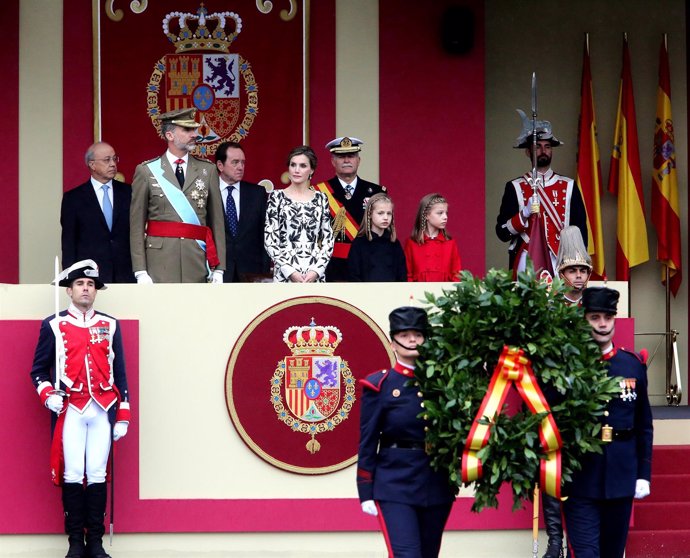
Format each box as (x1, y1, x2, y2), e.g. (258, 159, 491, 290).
(225, 295, 394, 475)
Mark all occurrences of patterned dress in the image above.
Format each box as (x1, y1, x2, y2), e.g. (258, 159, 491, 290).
(264, 189, 335, 282)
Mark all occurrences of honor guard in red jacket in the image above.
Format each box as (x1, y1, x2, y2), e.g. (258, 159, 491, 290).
(562, 287, 653, 558)
(496, 111, 588, 276)
(357, 307, 456, 557)
(30, 259, 130, 558)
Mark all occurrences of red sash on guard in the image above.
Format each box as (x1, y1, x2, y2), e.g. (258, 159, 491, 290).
(146, 220, 220, 268)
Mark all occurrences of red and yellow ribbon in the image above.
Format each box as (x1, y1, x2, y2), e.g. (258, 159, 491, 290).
(461, 345, 563, 498)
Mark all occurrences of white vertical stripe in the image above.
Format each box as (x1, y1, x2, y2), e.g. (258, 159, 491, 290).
(335, 0, 379, 183)
(19, 0, 63, 283)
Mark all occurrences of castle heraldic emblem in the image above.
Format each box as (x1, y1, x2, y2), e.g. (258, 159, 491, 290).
(225, 296, 393, 475)
(271, 320, 355, 455)
(146, 4, 259, 157)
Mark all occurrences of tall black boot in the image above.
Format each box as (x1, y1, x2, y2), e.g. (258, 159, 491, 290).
(84, 483, 112, 558)
(62, 482, 86, 558)
(542, 493, 564, 558)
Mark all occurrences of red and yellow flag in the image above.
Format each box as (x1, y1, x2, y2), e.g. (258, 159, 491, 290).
(608, 36, 649, 280)
(652, 35, 682, 296)
(576, 36, 605, 278)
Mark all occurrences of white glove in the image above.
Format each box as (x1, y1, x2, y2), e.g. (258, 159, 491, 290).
(521, 204, 532, 219)
(113, 422, 129, 441)
(135, 271, 153, 284)
(210, 269, 224, 284)
(634, 479, 650, 499)
(361, 500, 378, 516)
(45, 394, 64, 414)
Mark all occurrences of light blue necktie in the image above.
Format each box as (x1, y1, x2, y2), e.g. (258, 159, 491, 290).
(102, 184, 113, 230)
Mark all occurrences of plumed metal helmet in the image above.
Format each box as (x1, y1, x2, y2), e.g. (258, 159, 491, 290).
(513, 109, 563, 148)
(389, 306, 429, 336)
(582, 287, 619, 315)
(556, 226, 592, 274)
(54, 259, 107, 290)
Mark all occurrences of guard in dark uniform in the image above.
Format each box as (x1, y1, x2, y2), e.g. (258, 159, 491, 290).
(357, 307, 456, 558)
(562, 287, 653, 558)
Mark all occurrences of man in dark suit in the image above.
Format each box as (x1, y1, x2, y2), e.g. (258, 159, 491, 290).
(215, 141, 269, 282)
(60, 142, 135, 283)
(314, 137, 385, 282)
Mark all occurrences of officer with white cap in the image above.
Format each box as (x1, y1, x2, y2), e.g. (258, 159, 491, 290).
(314, 136, 385, 281)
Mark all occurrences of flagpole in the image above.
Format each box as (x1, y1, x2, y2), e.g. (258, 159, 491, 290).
(665, 265, 672, 401)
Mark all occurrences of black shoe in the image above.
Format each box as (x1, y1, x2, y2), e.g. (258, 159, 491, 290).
(85, 542, 112, 558)
(542, 544, 564, 558)
(65, 540, 86, 558)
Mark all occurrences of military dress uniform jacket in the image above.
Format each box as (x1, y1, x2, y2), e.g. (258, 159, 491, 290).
(30, 307, 130, 424)
(321, 176, 385, 281)
(566, 346, 653, 499)
(130, 154, 226, 283)
(495, 169, 587, 271)
(357, 362, 456, 506)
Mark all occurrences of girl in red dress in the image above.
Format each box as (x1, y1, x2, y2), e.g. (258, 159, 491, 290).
(404, 193, 462, 282)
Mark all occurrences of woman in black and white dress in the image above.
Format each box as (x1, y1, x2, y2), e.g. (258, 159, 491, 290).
(264, 145, 334, 282)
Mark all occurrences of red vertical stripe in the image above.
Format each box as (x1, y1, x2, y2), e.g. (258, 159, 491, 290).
(308, 0, 336, 160)
(379, 1, 485, 275)
(0, 0, 19, 283)
(63, 0, 95, 192)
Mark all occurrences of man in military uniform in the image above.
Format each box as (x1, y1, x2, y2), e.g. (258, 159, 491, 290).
(314, 136, 385, 282)
(555, 225, 592, 307)
(562, 287, 653, 558)
(357, 307, 456, 557)
(496, 112, 588, 277)
(30, 260, 130, 558)
(130, 108, 226, 283)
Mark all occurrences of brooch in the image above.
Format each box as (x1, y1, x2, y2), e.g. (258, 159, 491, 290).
(190, 180, 209, 209)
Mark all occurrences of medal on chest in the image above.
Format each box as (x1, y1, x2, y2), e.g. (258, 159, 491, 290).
(89, 326, 109, 344)
(619, 378, 637, 401)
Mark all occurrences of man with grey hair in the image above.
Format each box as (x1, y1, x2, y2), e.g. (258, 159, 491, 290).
(130, 107, 226, 283)
(60, 141, 135, 282)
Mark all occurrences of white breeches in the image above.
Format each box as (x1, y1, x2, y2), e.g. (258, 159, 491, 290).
(62, 402, 111, 484)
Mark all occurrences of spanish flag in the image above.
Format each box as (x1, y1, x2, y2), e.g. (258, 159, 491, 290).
(576, 35, 605, 278)
(652, 35, 682, 296)
(608, 35, 649, 280)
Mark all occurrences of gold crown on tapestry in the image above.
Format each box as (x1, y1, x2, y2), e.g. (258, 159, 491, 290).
(283, 319, 343, 356)
(163, 4, 242, 54)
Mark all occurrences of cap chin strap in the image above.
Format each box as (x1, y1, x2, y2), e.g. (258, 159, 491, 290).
(392, 337, 419, 351)
(559, 271, 591, 291)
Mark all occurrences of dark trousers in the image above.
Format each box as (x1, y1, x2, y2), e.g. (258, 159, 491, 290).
(563, 495, 633, 558)
(377, 500, 453, 558)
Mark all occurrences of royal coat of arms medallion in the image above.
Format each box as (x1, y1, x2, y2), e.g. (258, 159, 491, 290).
(225, 296, 393, 474)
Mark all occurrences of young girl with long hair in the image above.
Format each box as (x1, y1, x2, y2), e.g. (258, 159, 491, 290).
(347, 192, 406, 281)
(404, 193, 461, 282)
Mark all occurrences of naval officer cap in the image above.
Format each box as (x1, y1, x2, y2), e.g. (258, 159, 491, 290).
(513, 109, 563, 149)
(54, 259, 107, 290)
(326, 136, 364, 154)
(157, 107, 200, 129)
(582, 287, 619, 315)
(389, 306, 429, 337)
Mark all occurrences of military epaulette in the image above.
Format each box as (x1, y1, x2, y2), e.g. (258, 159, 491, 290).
(620, 346, 648, 364)
(360, 369, 389, 392)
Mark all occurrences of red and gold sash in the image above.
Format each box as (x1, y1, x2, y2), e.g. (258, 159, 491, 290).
(461, 345, 563, 498)
(314, 182, 359, 242)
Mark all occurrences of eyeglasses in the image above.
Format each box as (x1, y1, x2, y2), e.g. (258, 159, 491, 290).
(91, 156, 120, 164)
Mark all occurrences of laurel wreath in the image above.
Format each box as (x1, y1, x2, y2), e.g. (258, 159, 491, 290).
(417, 266, 622, 512)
